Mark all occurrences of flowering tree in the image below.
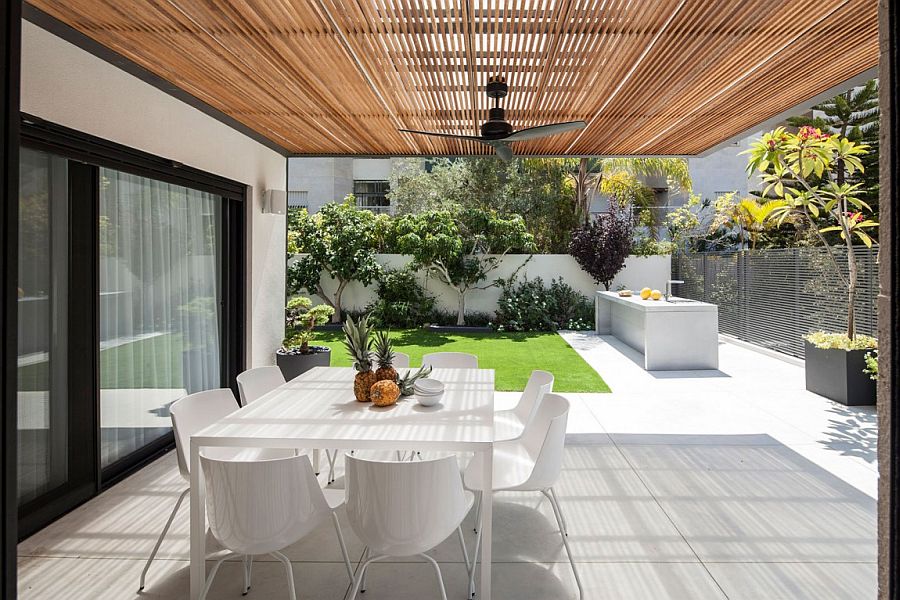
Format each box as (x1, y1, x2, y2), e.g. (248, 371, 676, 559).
(568, 200, 633, 291)
(744, 126, 878, 339)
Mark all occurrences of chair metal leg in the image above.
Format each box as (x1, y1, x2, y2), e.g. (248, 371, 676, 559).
(418, 553, 448, 600)
(242, 555, 253, 595)
(469, 515, 482, 598)
(546, 489, 584, 599)
(271, 551, 298, 600)
(456, 526, 471, 573)
(348, 553, 386, 600)
(199, 552, 238, 600)
(332, 513, 355, 585)
(359, 546, 369, 592)
(473, 491, 482, 533)
(549, 487, 568, 536)
(326, 449, 338, 483)
(139, 487, 189, 591)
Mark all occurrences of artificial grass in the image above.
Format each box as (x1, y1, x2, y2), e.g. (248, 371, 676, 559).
(314, 329, 610, 393)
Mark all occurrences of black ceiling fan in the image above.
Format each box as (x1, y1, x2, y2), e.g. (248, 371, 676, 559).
(399, 76, 586, 161)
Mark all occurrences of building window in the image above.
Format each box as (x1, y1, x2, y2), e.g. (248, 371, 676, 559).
(353, 180, 390, 214)
(287, 190, 308, 210)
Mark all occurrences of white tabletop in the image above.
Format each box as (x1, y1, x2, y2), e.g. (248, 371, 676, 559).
(192, 366, 495, 450)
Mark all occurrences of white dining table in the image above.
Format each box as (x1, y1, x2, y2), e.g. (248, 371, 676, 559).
(189, 366, 495, 599)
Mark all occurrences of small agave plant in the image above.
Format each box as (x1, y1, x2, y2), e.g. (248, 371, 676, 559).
(397, 365, 433, 397)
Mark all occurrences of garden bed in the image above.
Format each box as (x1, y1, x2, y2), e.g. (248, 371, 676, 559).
(314, 329, 610, 393)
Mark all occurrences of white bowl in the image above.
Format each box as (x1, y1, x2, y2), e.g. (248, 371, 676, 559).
(414, 378, 445, 394)
(415, 391, 444, 407)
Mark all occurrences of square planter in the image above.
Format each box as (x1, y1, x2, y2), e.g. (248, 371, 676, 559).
(276, 347, 331, 381)
(804, 340, 876, 406)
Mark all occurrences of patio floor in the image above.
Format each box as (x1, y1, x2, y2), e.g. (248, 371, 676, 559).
(17, 334, 877, 599)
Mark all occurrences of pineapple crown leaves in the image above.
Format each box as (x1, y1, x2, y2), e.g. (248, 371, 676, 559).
(342, 314, 374, 371)
(373, 330, 396, 367)
(398, 364, 433, 395)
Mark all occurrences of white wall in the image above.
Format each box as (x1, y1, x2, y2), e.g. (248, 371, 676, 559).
(21, 21, 288, 367)
(302, 253, 672, 316)
(352, 158, 392, 180)
(287, 157, 354, 213)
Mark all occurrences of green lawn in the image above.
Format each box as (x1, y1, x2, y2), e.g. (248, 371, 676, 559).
(315, 329, 610, 393)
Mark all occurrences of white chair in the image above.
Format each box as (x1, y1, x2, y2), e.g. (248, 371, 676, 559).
(138, 389, 292, 592)
(236, 365, 285, 406)
(421, 352, 478, 369)
(344, 454, 474, 600)
(199, 453, 355, 600)
(465, 393, 583, 599)
(495, 370, 554, 442)
(370, 350, 411, 369)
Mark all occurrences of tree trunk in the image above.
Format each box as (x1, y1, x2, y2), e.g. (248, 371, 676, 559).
(456, 292, 466, 326)
(331, 280, 348, 323)
(847, 244, 858, 339)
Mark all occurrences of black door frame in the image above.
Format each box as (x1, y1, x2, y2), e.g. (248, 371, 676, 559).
(15, 117, 247, 536)
(2, 0, 22, 597)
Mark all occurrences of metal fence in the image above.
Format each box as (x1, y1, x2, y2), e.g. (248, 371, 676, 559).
(672, 247, 879, 358)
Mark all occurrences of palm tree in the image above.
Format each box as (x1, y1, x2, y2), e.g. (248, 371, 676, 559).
(567, 157, 692, 224)
(735, 198, 787, 250)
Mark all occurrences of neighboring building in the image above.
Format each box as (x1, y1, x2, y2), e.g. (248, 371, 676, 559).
(288, 157, 396, 213)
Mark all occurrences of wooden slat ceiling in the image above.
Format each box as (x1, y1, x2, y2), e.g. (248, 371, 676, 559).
(28, 0, 878, 156)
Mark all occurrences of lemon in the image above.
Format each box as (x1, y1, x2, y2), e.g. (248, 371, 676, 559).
(650, 289, 662, 300)
(640, 287, 652, 299)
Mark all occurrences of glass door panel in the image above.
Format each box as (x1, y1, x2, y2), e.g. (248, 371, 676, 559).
(16, 148, 69, 506)
(99, 168, 223, 470)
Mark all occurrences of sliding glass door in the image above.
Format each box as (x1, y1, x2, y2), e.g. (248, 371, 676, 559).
(16, 148, 69, 506)
(17, 118, 245, 536)
(98, 169, 223, 469)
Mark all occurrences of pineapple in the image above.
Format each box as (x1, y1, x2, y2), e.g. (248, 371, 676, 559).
(373, 330, 398, 382)
(370, 380, 401, 407)
(397, 365, 433, 396)
(343, 314, 377, 402)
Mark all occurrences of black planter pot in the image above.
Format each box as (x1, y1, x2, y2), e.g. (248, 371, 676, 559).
(276, 347, 331, 381)
(804, 340, 876, 406)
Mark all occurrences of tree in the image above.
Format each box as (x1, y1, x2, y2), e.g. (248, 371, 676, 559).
(745, 126, 878, 339)
(566, 157, 693, 225)
(568, 200, 634, 291)
(393, 207, 534, 325)
(286, 199, 382, 322)
(787, 79, 879, 205)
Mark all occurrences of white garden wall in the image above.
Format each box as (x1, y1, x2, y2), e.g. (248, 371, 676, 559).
(300, 253, 671, 316)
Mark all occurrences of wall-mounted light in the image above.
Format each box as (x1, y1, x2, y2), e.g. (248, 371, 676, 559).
(262, 189, 287, 214)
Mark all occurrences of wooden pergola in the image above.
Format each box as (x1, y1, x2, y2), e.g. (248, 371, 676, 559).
(28, 0, 878, 157)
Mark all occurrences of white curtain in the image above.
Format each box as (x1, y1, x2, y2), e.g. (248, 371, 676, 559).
(99, 168, 221, 468)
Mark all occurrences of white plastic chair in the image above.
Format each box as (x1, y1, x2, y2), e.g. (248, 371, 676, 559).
(421, 352, 478, 369)
(344, 454, 474, 600)
(236, 365, 285, 406)
(494, 370, 554, 442)
(464, 393, 583, 599)
(138, 388, 292, 592)
(369, 350, 411, 369)
(199, 453, 354, 600)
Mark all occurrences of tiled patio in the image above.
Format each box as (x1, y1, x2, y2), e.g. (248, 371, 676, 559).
(17, 334, 877, 600)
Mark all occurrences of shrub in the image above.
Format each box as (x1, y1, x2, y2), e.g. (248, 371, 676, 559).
(425, 308, 494, 327)
(366, 267, 435, 328)
(494, 277, 593, 332)
(804, 331, 877, 350)
(631, 237, 674, 256)
(864, 350, 878, 381)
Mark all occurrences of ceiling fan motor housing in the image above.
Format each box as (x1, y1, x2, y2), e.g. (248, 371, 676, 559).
(481, 107, 513, 138)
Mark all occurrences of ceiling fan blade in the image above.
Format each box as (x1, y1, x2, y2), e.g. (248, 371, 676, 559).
(398, 129, 485, 142)
(503, 121, 586, 142)
(487, 141, 514, 162)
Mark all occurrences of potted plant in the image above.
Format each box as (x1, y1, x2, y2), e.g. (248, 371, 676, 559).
(745, 126, 879, 405)
(276, 296, 334, 380)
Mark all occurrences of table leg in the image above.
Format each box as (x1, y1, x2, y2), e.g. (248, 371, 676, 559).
(313, 448, 321, 475)
(189, 440, 205, 599)
(480, 447, 493, 600)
